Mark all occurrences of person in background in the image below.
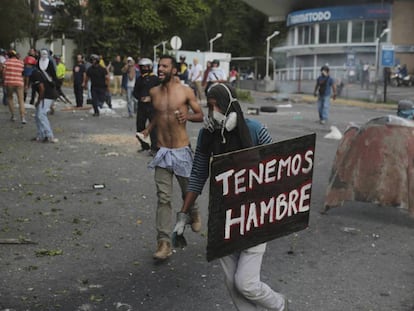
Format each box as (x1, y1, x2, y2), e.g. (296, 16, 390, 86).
(111, 54, 123, 96)
(190, 57, 204, 103)
(205, 59, 227, 96)
(84, 56, 92, 105)
(314, 65, 336, 125)
(139, 55, 203, 261)
(37, 48, 59, 115)
(99, 55, 112, 109)
(23, 56, 37, 105)
(23, 48, 38, 105)
(30, 62, 59, 143)
(83, 54, 110, 116)
(177, 55, 189, 84)
(122, 56, 140, 118)
(361, 62, 370, 90)
(201, 60, 211, 90)
(0, 48, 8, 106)
(133, 57, 159, 155)
(229, 66, 238, 87)
(55, 55, 72, 104)
(3, 49, 26, 123)
(173, 83, 288, 311)
(72, 54, 86, 107)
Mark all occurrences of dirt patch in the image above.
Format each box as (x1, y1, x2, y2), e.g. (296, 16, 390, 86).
(83, 134, 138, 152)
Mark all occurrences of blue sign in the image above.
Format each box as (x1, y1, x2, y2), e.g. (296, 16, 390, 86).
(287, 4, 391, 26)
(381, 45, 395, 67)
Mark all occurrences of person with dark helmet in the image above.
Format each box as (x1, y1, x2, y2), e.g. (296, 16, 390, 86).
(313, 65, 336, 124)
(133, 57, 160, 155)
(83, 54, 110, 116)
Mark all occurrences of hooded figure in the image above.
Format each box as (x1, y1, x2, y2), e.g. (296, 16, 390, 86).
(173, 83, 288, 311)
(37, 48, 58, 84)
(201, 83, 253, 154)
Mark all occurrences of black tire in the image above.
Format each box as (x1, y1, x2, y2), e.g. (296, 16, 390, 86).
(260, 106, 277, 113)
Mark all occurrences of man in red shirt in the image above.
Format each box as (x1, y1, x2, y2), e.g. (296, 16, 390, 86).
(3, 49, 26, 123)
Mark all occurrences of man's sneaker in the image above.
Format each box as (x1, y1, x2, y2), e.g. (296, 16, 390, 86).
(320, 120, 326, 125)
(10, 115, 16, 122)
(21, 118, 27, 124)
(190, 210, 202, 232)
(153, 240, 172, 260)
(43, 137, 59, 143)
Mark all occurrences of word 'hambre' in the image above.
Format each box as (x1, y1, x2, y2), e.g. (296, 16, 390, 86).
(223, 183, 311, 239)
(213, 150, 314, 240)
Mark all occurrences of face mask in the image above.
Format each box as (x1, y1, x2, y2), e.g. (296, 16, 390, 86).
(40, 50, 48, 60)
(204, 110, 237, 133)
(212, 110, 226, 125)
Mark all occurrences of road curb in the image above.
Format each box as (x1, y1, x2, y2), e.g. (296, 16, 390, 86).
(300, 94, 398, 110)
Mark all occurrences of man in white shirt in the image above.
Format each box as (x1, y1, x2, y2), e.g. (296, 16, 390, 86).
(205, 59, 227, 96)
(190, 58, 204, 102)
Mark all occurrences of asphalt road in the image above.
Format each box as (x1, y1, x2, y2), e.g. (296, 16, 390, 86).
(0, 89, 413, 311)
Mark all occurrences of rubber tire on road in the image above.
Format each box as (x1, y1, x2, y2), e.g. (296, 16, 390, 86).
(260, 106, 278, 113)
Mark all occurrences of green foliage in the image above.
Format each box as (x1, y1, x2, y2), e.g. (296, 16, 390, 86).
(236, 88, 254, 103)
(80, 0, 210, 58)
(1, 0, 277, 67)
(0, 0, 32, 48)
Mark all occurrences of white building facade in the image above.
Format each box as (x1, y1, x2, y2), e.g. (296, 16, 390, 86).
(243, 0, 414, 83)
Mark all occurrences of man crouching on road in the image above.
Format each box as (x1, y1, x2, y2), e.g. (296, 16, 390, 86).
(141, 55, 204, 260)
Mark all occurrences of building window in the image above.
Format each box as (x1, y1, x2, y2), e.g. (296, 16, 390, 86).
(320, 23, 328, 44)
(364, 21, 375, 42)
(328, 24, 337, 43)
(297, 25, 314, 45)
(288, 28, 295, 46)
(338, 22, 347, 43)
(352, 21, 363, 43)
(376, 20, 388, 38)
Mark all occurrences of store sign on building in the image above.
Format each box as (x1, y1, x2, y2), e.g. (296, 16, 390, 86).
(287, 4, 391, 26)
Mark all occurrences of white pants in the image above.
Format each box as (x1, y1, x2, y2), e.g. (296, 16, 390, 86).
(219, 243, 285, 311)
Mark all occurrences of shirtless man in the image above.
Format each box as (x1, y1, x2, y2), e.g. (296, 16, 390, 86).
(142, 55, 203, 260)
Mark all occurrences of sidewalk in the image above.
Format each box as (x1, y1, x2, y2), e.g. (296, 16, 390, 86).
(273, 80, 414, 106)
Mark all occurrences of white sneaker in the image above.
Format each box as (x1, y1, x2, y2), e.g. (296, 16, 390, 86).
(136, 132, 151, 145)
(21, 118, 27, 124)
(44, 137, 59, 143)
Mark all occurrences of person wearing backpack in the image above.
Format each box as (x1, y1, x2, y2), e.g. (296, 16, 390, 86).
(314, 65, 336, 124)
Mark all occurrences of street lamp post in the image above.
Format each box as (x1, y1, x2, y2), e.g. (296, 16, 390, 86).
(153, 40, 167, 63)
(374, 28, 390, 102)
(209, 33, 222, 52)
(265, 31, 280, 80)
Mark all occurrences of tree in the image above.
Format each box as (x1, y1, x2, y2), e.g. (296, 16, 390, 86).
(67, 0, 211, 59)
(0, 0, 32, 49)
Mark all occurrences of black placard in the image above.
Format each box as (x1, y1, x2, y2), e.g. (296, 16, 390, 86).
(207, 134, 316, 261)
